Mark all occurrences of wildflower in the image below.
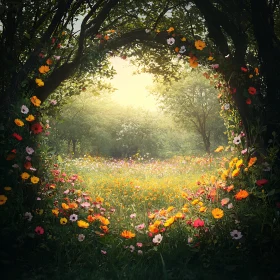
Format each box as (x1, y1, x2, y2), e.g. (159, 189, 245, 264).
(68, 202, 78, 209)
(121, 230, 135, 239)
(136, 242, 143, 248)
(241, 148, 247, 154)
(100, 225, 109, 233)
(199, 206, 207, 212)
(195, 40, 206, 50)
(193, 218, 204, 228)
(236, 159, 243, 168)
(175, 212, 184, 218)
(135, 223, 145, 231)
(130, 213, 136, 218)
(224, 103, 230, 110)
(232, 168, 240, 177)
(215, 146, 224, 152)
(0, 195, 8, 205)
(221, 198, 230, 206)
(77, 220, 89, 228)
(38, 65, 50, 74)
(98, 216, 110, 225)
(21, 172, 30, 180)
(152, 233, 163, 244)
(228, 203, 233, 209)
(246, 98, 252, 104)
(21, 105, 29, 114)
(101, 250, 107, 255)
(189, 56, 198, 68)
(36, 209, 43, 215)
(254, 68, 259, 75)
(35, 226, 44, 235)
(164, 216, 175, 227)
(70, 214, 78, 222)
(230, 230, 243, 240)
(179, 46, 186, 53)
(167, 27, 174, 33)
(248, 87, 257, 95)
(62, 203, 69, 210)
(78, 234, 85, 242)
(241, 67, 248, 72)
(149, 224, 159, 234)
(248, 157, 257, 167)
(129, 245, 135, 252)
(53, 55, 61, 60)
(4, 186, 12, 191)
(26, 146, 34, 155)
(138, 250, 143, 255)
(26, 114, 35, 122)
(46, 58, 53, 65)
(31, 122, 43, 134)
(256, 179, 268, 187)
(12, 133, 22, 141)
(30, 96, 41, 107)
(181, 37, 187, 41)
(233, 136, 241, 145)
(52, 209, 59, 217)
(212, 208, 224, 219)
(30, 176, 39, 184)
(50, 99, 57, 105)
(35, 78, 44, 87)
(188, 237, 193, 243)
(235, 190, 249, 200)
(167, 37, 175, 45)
(24, 212, 33, 221)
(191, 199, 199, 205)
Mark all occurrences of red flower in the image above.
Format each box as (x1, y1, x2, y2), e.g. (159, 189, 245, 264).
(193, 218, 204, 228)
(35, 226, 44, 235)
(12, 133, 22, 141)
(256, 179, 269, 187)
(248, 87, 257, 95)
(246, 98, 252, 104)
(31, 123, 43, 134)
(241, 67, 248, 72)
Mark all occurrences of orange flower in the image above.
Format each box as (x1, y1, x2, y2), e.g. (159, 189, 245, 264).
(46, 58, 53, 65)
(227, 184, 234, 192)
(195, 40, 206, 50)
(87, 215, 96, 222)
(26, 114, 35, 122)
(121, 230, 135, 239)
(68, 202, 78, 209)
(61, 203, 69, 210)
(24, 161, 32, 169)
(232, 168, 240, 177)
(235, 190, 249, 200)
(148, 213, 155, 219)
(98, 216, 110, 225)
(52, 208, 59, 217)
(38, 65, 50, 74)
(248, 157, 257, 167)
(35, 78, 44, 87)
(174, 47, 179, 53)
(167, 27, 174, 33)
(212, 208, 224, 219)
(30, 96, 41, 107)
(100, 225, 109, 233)
(189, 56, 198, 68)
(14, 119, 24, 127)
(248, 87, 256, 95)
(148, 224, 159, 234)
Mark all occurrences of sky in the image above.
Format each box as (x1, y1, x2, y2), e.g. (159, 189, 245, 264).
(108, 57, 160, 111)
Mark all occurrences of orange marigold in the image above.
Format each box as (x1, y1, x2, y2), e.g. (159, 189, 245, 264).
(235, 190, 249, 200)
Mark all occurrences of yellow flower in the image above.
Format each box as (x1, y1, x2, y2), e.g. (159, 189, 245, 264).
(208, 56, 214, 60)
(236, 159, 243, 168)
(164, 216, 175, 227)
(210, 176, 216, 184)
(221, 169, 229, 181)
(195, 40, 206, 50)
(21, 172, 30, 180)
(182, 207, 189, 213)
(181, 37, 187, 41)
(26, 114, 35, 122)
(77, 220, 89, 228)
(60, 218, 68, 225)
(30, 176, 40, 184)
(212, 208, 224, 219)
(52, 209, 59, 216)
(98, 216, 110, 225)
(198, 201, 204, 207)
(166, 206, 174, 212)
(95, 196, 104, 203)
(175, 212, 184, 219)
(61, 203, 69, 210)
(0, 195, 8, 205)
(153, 220, 161, 227)
(4, 186, 12, 191)
(30, 96, 41, 107)
(214, 146, 224, 152)
(232, 168, 240, 177)
(191, 199, 199, 205)
(38, 65, 50, 74)
(199, 206, 207, 212)
(14, 119, 24, 127)
(121, 230, 135, 239)
(35, 78, 44, 87)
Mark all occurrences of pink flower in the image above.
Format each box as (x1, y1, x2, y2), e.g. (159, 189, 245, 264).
(221, 198, 230, 206)
(81, 202, 91, 208)
(135, 223, 145, 231)
(35, 226, 44, 235)
(193, 218, 204, 228)
(130, 213, 136, 219)
(241, 148, 247, 154)
(136, 242, 143, 248)
(101, 250, 107, 255)
(26, 146, 34, 155)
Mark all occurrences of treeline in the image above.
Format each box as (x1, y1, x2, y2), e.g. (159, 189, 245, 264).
(45, 92, 226, 159)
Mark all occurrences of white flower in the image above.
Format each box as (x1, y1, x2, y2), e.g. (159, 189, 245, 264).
(78, 234, 85, 242)
(70, 214, 78, 222)
(224, 103, 230, 110)
(227, 203, 233, 209)
(130, 213, 136, 218)
(24, 212, 33, 221)
(167, 37, 175, 45)
(145, 29, 150, 33)
(188, 237, 193, 243)
(152, 234, 163, 244)
(21, 105, 29, 114)
(53, 55, 61, 60)
(233, 136, 241, 145)
(26, 146, 34, 155)
(129, 245, 135, 252)
(230, 230, 243, 240)
(179, 46, 186, 53)
(138, 250, 143, 255)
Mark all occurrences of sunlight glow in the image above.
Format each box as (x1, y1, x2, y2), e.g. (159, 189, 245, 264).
(108, 57, 159, 111)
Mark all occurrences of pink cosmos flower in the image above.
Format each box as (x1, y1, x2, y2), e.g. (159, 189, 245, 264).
(152, 234, 163, 244)
(26, 146, 35, 155)
(135, 223, 145, 231)
(35, 226, 44, 235)
(130, 213, 136, 219)
(136, 242, 143, 248)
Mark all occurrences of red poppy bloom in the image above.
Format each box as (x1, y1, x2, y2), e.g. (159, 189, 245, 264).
(12, 133, 22, 141)
(193, 218, 204, 228)
(256, 179, 269, 187)
(31, 123, 43, 134)
(248, 87, 257, 95)
(246, 98, 252, 104)
(241, 67, 248, 72)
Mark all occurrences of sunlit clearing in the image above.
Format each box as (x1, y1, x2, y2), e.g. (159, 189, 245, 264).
(109, 57, 160, 111)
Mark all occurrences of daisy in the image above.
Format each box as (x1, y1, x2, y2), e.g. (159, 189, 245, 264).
(152, 234, 163, 244)
(230, 230, 243, 240)
(70, 214, 78, 222)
